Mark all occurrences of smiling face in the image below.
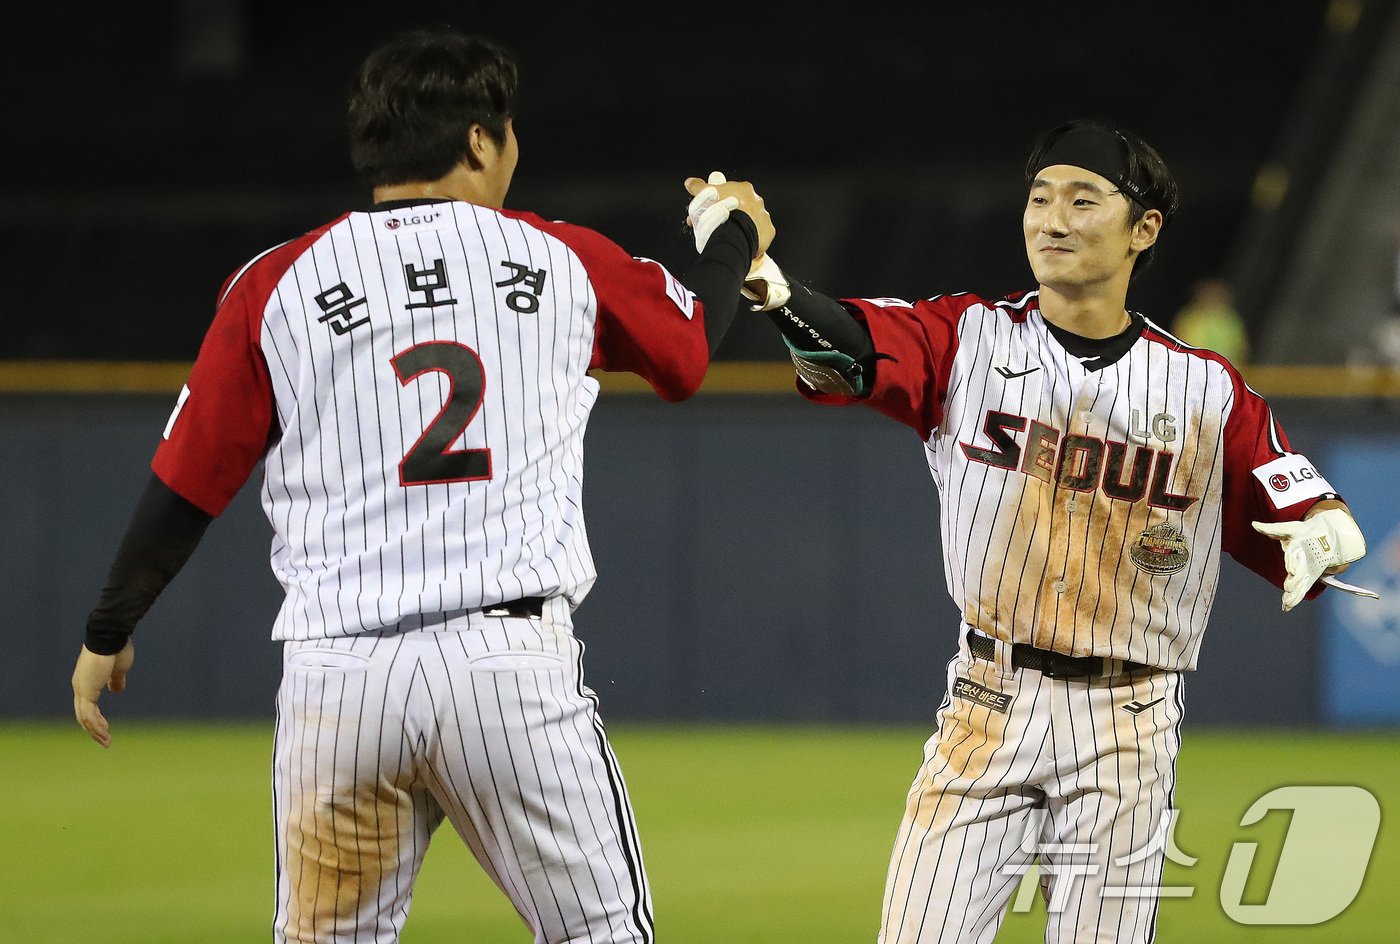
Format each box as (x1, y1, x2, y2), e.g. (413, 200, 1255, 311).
(1023, 164, 1160, 294)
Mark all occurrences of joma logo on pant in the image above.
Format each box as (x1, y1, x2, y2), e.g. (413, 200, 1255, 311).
(959, 409, 1198, 510)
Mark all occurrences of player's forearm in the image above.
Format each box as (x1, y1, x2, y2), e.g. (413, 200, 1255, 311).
(85, 474, 213, 654)
(764, 281, 879, 394)
(766, 282, 874, 359)
(681, 212, 759, 356)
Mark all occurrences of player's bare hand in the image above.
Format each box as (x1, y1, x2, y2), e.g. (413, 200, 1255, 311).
(72, 641, 134, 748)
(684, 171, 775, 257)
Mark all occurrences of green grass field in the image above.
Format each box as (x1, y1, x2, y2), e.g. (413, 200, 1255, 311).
(2, 722, 1396, 943)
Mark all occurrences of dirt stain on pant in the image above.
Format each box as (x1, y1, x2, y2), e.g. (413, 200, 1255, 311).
(285, 777, 409, 941)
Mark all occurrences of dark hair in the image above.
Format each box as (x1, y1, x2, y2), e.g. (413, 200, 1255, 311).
(349, 29, 518, 187)
(1025, 119, 1179, 277)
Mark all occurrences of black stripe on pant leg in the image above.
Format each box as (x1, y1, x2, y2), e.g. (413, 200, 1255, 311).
(572, 640, 654, 943)
(536, 644, 625, 938)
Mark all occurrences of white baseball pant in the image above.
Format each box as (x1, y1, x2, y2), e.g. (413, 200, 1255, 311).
(880, 628, 1184, 944)
(271, 599, 652, 943)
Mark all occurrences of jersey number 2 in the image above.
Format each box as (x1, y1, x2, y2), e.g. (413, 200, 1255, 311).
(391, 341, 492, 486)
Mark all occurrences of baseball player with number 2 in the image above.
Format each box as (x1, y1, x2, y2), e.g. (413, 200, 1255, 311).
(688, 120, 1380, 943)
(70, 28, 773, 944)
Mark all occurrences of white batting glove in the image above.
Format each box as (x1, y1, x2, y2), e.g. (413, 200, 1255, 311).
(687, 171, 739, 253)
(1252, 508, 1371, 611)
(742, 253, 792, 311)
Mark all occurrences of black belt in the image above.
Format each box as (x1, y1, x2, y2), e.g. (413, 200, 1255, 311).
(966, 630, 1153, 679)
(481, 596, 546, 618)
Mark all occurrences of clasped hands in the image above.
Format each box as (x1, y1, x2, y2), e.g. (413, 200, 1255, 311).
(683, 171, 790, 311)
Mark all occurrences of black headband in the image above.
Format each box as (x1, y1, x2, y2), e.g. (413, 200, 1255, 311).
(1031, 126, 1152, 210)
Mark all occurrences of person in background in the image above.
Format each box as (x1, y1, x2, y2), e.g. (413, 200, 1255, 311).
(1172, 277, 1249, 364)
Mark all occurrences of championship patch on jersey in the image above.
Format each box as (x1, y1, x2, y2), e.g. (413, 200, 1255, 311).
(635, 257, 695, 320)
(1129, 523, 1190, 575)
(1252, 453, 1335, 509)
(952, 677, 1010, 713)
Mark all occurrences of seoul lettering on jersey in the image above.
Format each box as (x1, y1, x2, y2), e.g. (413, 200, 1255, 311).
(958, 408, 1199, 510)
(804, 290, 1325, 670)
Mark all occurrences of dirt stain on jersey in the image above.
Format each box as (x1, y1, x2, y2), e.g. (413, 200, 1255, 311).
(286, 777, 409, 939)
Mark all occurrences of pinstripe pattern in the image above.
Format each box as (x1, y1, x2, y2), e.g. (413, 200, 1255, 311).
(259, 203, 601, 641)
(185, 198, 702, 943)
(926, 295, 1233, 671)
(272, 604, 653, 943)
(878, 637, 1183, 944)
(821, 291, 1292, 671)
(807, 290, 1311, 943)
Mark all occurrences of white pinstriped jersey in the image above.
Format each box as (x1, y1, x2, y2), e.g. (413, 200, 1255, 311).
(154, 200, 708, 640)
(808, 290, 1336, 670)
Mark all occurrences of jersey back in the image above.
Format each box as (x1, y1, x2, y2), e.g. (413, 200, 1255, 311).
(153, 201, 707, 640)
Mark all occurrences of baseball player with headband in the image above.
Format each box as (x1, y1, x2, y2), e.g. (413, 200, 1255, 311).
(70, 29, 772, 943)
(687, 120, 1379, 942)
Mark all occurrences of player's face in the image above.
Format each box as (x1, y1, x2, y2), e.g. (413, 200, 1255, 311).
(1023, 165, 1140, 292)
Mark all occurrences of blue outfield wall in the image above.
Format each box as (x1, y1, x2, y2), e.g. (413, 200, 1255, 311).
(1320, 439, 1400, 725)
(2, 393, 1395, 727)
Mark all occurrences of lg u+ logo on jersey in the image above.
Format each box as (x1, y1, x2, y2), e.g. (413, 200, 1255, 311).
(382, 211, 446, 231)
(960, 409, 1198, 510)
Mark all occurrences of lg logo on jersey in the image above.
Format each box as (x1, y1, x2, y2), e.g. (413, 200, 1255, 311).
(1268, 467, 1319, 492)
(960, 409, 1198, 510)
(1129, 408, 1177, 444)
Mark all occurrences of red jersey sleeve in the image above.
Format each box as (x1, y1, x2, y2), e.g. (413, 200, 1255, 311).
(152, 224, 339, 514)
(151, 275, 275, 516)
(801, 294, 969, 440)
(513, 213, 709, 402)
(1220, 370, 1334, 597)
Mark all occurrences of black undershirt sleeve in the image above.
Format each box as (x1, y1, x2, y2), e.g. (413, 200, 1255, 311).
(765, 279, 878, 377)
(680, 212, 759, 355)
(84, 474, 214, 655)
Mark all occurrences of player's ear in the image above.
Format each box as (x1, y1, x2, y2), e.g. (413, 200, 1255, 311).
(1130, 208, 1163, 253)
(464, 124, 495, 171)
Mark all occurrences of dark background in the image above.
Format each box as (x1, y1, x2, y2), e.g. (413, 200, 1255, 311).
(0, 393, 1350, 725)
(3, 0, 1383, 359)
(5, 1, 1397, 728)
